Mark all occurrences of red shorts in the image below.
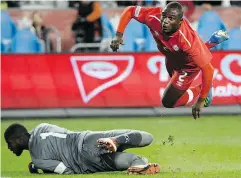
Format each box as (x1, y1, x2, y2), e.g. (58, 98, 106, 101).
(169, 70, 200, 91)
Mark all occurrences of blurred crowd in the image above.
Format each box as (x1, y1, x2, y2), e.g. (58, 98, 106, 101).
(1, 0, 241, 53)
(1, 0, 241, 8)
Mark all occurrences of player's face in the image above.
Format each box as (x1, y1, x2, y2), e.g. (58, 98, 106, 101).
(161, 8, 181, 35)
(6, 137, 23, 156)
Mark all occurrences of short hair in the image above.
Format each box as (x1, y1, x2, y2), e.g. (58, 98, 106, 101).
(4, 123, 28, 141)
(165, 2, 184, 20)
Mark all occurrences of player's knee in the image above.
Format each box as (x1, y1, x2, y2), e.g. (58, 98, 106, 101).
(140, 132, 153, 146)
(162, 98, 175, 108)
(145, 132, 154, 145)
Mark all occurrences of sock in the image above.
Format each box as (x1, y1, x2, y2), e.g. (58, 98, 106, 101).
(131, 155, 148, 167)
(205, 42, 216, 49)
(174, 84, 202, 107)
(115, 131, 142, 145)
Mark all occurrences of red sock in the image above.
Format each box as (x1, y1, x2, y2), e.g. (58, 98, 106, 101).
(205, 42, 216, 49)
(174, 84, 202, 107)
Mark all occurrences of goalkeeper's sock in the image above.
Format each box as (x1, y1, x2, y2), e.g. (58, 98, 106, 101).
(174, 84, 202, 107)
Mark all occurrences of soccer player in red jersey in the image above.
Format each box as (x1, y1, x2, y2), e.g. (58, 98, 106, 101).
(110, 2, 229, 119)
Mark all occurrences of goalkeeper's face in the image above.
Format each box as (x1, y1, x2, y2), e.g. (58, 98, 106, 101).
(6, 137, 24, 156)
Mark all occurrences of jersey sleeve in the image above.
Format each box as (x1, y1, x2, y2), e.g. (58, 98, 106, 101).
(32, 158, 74, 174)
(117, 6, 159, 33)
(132, 6, 151, 24)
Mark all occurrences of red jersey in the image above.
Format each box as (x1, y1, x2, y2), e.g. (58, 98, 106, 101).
(131, 6, 212, 72)
(116, 6, 214, 98)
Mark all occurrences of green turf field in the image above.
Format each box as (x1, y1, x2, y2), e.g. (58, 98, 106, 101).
(1, 116, 241, 178)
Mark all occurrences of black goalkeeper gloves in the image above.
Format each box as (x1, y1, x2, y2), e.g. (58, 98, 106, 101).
(28, 162, 39, 174)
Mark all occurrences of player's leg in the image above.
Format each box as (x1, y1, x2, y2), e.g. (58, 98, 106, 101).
(101, 152, 160, 174)
(81, 133, 158, 174)
(162, 70, 202, 108)
(97, 130, 153, 152)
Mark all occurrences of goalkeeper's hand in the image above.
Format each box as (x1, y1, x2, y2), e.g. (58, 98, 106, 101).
(28, 162, 39, 174)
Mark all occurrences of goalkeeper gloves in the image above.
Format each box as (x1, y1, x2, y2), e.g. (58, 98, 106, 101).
(28, 162, 39, 174)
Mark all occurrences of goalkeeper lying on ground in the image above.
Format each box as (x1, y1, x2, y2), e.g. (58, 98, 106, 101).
(4, 123, 160, 175)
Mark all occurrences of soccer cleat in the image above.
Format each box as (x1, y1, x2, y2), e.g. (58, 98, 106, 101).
(97, 138, 117, 153)
(208, 30, 229, 44)
(128, 163, 160, 175)
(204, 87, 213, 107)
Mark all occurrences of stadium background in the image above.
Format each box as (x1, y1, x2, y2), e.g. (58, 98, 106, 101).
(1, 1, 241, 177)
(1, 0, 241, 118)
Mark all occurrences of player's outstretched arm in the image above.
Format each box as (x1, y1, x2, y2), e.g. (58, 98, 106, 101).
(110, 5, 152, 52)
(110, 6, 135, 52)
(192, 63, 214, 119)
(181, 29, 216, 119)
(205, 30, 229, 49)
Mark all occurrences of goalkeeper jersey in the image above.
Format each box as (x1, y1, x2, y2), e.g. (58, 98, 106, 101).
(28, 123, 89, 174)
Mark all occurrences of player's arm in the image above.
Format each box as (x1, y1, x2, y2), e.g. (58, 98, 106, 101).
(192, 62, 214, 119)
(110, 6, 150, 51)
(199, 63, 214, 99)
(181, 34, 214, 118)
(32, 158, 75, 174)
(181, 33, 214, 101)
(116, 6, 148, 35)
(189, 56, 214, 102)
(187, 49, 214, 101)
